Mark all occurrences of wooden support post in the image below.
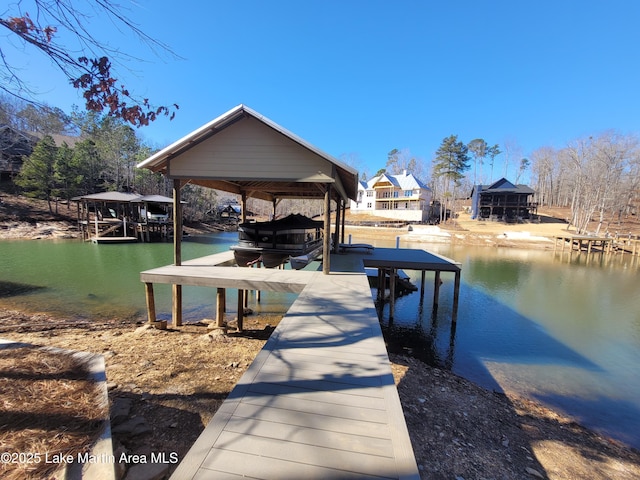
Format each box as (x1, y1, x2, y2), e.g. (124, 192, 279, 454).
(237, 289, 244, 332)
(144, 283, 156, 324)
(334, 198, 342, 254)
(172, 179, 183, 327)
(389, 268, 396, 321)
(173, 179, 183, 266)
(323, 186, 331, 274)
(257, 262, 261, 302)
(433, 271, 441, 312)
(340, 201, 346, 245)
(420, 270, 426, 304)
(173, 284, 182, 326)
(241, 193, 247, 223)
(216, 288, 226, 329)
(452, 269, 461, 324)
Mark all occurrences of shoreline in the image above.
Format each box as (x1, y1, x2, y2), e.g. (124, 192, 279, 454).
(2, 309, 639, 480)
(2, 212, 640, 477)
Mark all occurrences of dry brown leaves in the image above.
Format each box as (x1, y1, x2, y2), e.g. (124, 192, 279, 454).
(0, 345, 107, 480)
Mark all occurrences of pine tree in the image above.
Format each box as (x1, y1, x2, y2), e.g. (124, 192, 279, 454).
(433, 135, 470, 222)
(15, 135, 58, 213)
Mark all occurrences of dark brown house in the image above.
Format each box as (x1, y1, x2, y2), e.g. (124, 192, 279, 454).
(0, 126, 37, 179)
(470, 178, 536, 222)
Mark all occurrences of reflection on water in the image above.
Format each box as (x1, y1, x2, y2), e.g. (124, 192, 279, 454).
(1, 233, 639, 449)
(0, 233, 296, 322)
(376, 239, 640, 449)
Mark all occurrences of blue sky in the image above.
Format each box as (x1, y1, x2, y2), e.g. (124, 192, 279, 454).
(8, 0, 640, 182)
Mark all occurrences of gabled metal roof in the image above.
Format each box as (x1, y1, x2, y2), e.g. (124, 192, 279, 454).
(72, 192, 143, 202)
(471, 177, 535, 196)
(136, 104, 358, 203)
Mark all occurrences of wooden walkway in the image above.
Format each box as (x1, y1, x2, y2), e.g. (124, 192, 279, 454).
(139, 248, 461, 479)
(169, 266, 419, 479)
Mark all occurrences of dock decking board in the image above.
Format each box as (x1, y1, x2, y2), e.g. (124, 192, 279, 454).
(167, 259, 420, 479)
(139, 248, 463, 479)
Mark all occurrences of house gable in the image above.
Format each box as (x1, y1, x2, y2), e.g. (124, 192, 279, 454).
(487, 178, 516, 190)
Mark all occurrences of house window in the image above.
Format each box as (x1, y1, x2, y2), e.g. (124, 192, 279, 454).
(404, 190, 412, 197)
(366, 202, 372, 209)
(366, 190, 374, 197)
(393, 191, 399, 198)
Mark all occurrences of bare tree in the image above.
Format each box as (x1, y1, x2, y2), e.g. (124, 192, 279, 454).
(467, 138, 487, 185)
(502, 137, 522, 180)
(1, 0, 178, 127)
(558, 132, 638, 234)
(530, 146, 557, 206)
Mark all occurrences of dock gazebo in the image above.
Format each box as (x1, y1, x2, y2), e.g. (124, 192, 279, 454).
(137, 104, 358, 269)
(136, 104, 359, 324)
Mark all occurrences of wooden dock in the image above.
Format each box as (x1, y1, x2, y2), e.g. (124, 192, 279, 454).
(553, 234, 640, 257)
(554, 234, 613, 254)
(139, 248, 462, 479)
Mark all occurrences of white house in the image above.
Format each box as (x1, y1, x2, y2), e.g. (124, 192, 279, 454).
(350, 170, 433, 222)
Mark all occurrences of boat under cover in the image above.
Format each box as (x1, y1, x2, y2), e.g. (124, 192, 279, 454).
(231, 214, 324, 269)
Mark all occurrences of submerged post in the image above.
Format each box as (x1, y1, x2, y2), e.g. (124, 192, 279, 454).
(452, 269, 461, 324)
(389, 268, 396, 321)
(433, 271, 441, 313)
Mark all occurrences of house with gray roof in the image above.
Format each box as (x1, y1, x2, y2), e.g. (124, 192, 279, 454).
(470, 177, 537, 222)
(350, 170, 433, 222)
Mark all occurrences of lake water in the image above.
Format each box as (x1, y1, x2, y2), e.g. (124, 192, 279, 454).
(1, 233, 639, 449)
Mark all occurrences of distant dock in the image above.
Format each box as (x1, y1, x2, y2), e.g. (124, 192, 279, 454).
(554, 234, 640, 256)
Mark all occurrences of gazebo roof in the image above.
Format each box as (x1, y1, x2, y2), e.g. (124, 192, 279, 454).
(136, 104, 358, 203)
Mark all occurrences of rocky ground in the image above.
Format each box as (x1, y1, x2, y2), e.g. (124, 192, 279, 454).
(2, 193, 640, 479)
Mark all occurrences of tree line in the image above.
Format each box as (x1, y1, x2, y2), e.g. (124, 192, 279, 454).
(530, 132, 640, 235)
(5, 97, 640, 234)
(2, 98, 218, 221)
(374, 131, 639, 235)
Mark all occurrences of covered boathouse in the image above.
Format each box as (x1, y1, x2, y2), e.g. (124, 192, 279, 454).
(136, 105, 460, 479)
(74, 192, 175, 242)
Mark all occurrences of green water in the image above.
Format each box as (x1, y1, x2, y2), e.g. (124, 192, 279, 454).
(0, 233, 296, 322)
